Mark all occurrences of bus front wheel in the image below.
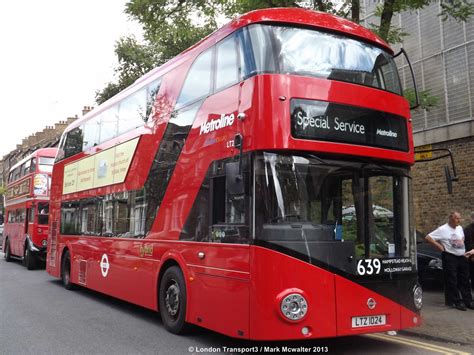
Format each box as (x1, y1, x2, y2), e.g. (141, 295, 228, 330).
(159, 266, 187, 334)
(23, 244, 36, 270)
(61, 250, 75, 290)
(4, 239, 12, 262)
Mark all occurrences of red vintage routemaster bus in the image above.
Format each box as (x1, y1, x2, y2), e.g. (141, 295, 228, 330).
(46, 8, 422, 340)
(3, 148, 57, 269)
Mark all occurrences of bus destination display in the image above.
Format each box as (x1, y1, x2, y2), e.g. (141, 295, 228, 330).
(291, 99, 409, 151)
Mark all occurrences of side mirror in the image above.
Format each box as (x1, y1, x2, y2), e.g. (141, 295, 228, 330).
(226, 162, 244, 195)
(393, 48, 420, 110)
(415, 148, 458, 194)
(445, 165, 457, 195)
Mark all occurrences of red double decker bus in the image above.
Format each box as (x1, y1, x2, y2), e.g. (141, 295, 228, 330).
(3, 148, 56, 269)
(47, 8, 421, 340)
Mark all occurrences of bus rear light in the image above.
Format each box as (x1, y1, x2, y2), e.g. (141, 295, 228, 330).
(279, 291, 308, 322)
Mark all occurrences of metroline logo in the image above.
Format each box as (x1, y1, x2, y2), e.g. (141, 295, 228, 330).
(200, 113, 235, 135)
(376, 129, 398, 138)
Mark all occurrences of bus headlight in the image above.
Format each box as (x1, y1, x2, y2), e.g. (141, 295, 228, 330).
(280, 293, 308, 321)
(42, 239, 48, 247)
(413, 284, 422, 310)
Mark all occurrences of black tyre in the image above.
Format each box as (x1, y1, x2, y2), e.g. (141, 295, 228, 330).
(4, 239, 12, 262)
(23, 244, 36, 270)
(159, 266, 187, 334)
(61, 250, 75, 290)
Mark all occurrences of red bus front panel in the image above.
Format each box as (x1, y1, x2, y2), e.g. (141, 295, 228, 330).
(249, 246, 337, 340)
(248, 246, 420, 340)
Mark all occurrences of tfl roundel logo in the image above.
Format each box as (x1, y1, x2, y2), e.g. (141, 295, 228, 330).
(367, 298, 377, 310)
(100, 254, 110, 277)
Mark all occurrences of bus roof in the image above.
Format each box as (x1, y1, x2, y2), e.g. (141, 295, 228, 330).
(231, 8, 391, 51)
(67, 7, 392, 132)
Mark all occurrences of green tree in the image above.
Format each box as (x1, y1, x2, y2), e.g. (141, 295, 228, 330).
(96, 36, 162, 104)
(371, 0, 473, 44)
(405, 88, 439, 111)
(96, 0, 227, 103)
(220, 0, 351, 19)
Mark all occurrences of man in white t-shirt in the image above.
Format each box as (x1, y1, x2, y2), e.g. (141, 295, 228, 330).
(425, 211, 473, 311)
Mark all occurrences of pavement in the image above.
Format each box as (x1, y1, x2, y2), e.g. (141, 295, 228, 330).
(401, 286, 474, 347)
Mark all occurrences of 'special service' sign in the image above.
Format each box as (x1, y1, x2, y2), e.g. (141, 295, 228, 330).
(291, 99, 409, 152)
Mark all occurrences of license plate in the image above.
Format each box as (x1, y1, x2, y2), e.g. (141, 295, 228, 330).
(351, 315, 386, 328)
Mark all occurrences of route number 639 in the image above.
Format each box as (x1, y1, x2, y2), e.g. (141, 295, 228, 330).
(357, 259, 381, 275)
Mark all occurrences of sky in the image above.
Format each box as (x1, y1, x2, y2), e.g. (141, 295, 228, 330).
(0, 0, 142, 158)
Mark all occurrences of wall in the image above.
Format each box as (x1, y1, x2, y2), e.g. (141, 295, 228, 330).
(412, 136, 473, 234)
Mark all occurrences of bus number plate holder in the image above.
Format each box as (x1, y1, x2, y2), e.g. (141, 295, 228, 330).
(351, 315, 386, 328)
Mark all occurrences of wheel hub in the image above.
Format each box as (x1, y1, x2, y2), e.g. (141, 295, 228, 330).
(165, 281, 180, 317)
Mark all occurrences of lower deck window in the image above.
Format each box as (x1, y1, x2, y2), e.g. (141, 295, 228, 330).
(60, 190, 147, 238)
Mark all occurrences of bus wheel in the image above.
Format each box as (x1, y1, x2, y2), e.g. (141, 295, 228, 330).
(61, 250, 75, 290)
(4, 239, 12, 262)
(23, 245, 36, 270)
(159, 266, 187, 334)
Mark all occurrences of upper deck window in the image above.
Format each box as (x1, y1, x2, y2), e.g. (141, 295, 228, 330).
(99, 106, 119, 144)
(57, 79, 161, 162)
(176, 49, 213, 109)
(215, 36, 239, 91)
(21, 160, 31, 176)
(118, 88, 147, 135)
(248, 24, 402, 96)
(11, 166, 21, 182)
(62, 127, 84, 160)
(38, 156, 54, 173)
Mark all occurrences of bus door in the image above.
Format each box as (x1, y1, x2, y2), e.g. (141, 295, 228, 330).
(187, 158, 251, 338)
(186, 30, 253, 334)
(21, 206, 35, 254)
(26, 207, 33, 236)
(10, 208, 26, 255)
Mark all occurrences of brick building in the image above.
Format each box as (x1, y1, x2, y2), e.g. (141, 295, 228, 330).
(0, 106, 94, 213)
(1, 116, 76, 187)
(362, 0, 473, 233)
(412, 137, 473, 233)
